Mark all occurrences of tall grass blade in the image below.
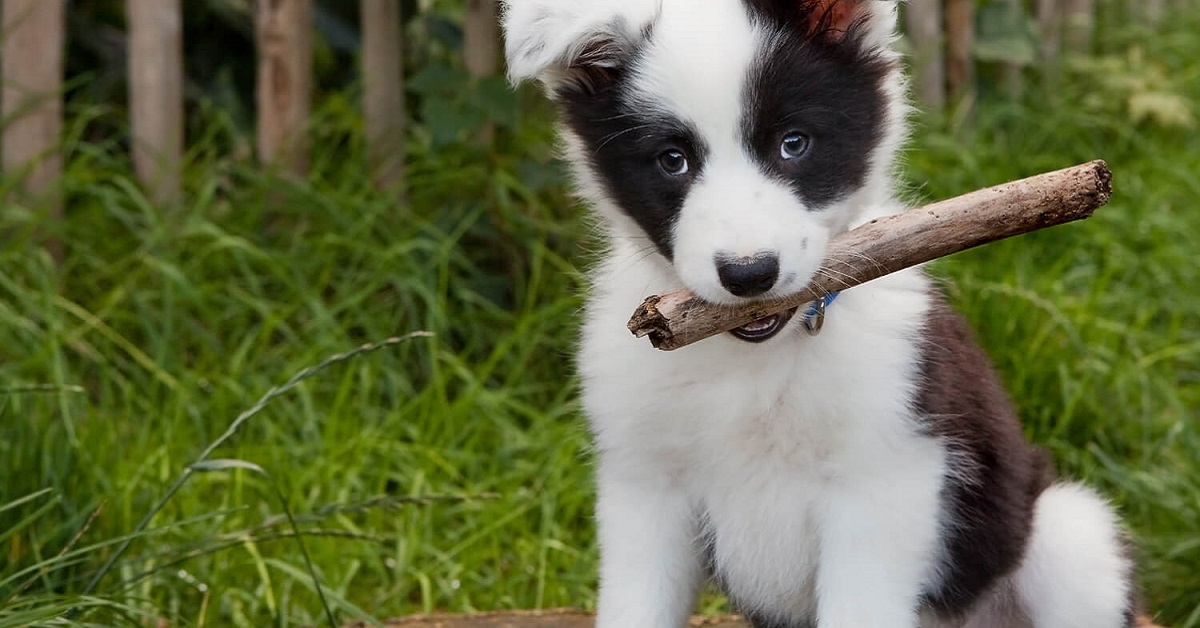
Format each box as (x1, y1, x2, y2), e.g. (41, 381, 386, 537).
(75, 333, 435, 616)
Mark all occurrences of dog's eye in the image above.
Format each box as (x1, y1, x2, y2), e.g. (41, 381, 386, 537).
(780, 133, 811, 160)
(658, 149, 690, 176)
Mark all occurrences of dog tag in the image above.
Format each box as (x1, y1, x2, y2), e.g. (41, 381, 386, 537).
(803, 298, 827, 336)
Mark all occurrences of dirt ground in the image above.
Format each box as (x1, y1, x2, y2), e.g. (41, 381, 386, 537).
(355, 611, 743, 627)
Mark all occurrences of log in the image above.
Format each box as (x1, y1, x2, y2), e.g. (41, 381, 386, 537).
(628, 161, 1113, 352)
(360, 610, 1165, 627)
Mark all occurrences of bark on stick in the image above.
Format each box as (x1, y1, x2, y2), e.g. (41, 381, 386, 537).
(628, 161, 1114, 351)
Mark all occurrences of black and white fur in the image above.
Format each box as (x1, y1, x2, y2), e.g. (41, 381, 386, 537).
(502, 1, 1137, 626)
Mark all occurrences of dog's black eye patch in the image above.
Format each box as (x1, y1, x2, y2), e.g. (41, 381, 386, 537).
(741, 27, 890, 209)
(558, 82, 706, 260)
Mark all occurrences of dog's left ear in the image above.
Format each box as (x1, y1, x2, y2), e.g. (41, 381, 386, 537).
(797, 0, 899, 48)
(803, 0, 865, 37)
(748, 0, 898, 47)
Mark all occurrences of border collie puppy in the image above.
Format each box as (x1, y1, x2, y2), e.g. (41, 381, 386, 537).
(502, 1, 1137, 626)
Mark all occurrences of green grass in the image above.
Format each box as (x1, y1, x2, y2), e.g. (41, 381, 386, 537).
(3, 14, 1199, 628)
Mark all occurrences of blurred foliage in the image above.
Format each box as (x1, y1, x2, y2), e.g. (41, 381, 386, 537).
(974, 0, 1039, 66)
(1070, 47, 1196, 129)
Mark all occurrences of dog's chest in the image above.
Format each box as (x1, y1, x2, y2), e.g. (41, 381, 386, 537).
(699, 447, 826, 619)
(681, 376, 873, 617)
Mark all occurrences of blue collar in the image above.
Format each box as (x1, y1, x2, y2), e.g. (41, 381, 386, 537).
(802, 292, 840, 336)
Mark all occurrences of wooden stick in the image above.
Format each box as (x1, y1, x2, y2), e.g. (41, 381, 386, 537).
(628, 160, 1114, 351)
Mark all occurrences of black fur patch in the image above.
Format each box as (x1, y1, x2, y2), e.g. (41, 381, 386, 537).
(555, 51, 706, 260)
(741, 5, 891, 209)
(914, 290, 1055, 616)
(1120, 535, 1143, 627)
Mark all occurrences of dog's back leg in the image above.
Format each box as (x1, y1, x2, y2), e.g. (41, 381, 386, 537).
(1010, 483, 1138, 627)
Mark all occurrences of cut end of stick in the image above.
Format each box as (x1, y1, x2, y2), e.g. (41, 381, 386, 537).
(1090, 159, 1113, 201)
(628, 295, 663, 339)
(1074, 159, 1113, 218)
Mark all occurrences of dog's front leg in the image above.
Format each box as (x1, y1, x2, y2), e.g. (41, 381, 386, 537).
(815, 462, 944, 628)
(594, 459, 702, 628)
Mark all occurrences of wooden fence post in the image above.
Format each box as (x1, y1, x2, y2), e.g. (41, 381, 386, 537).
(1145, 0, 1166, 21)
(464, 0, 499, 142)
(256, 0, 313, 175)
(1062, 0, 1095, 53)
(464, 0, 500, 79)
(2, 0, 67, 260)
(1036, 0, 1062, 62)
(904, 0, 946, 112)
(361, 0, 407, 197)
(944, 0, 976, 111)
(1001, 0, 1024, 98)
(127, 0, 184, 205)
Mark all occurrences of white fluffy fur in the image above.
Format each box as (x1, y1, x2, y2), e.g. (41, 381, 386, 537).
(1014, 484, 1134, 627)
(503, 1, 1134, 626)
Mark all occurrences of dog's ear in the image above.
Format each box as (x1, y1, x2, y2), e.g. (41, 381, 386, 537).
(802, 0, 866, 38)
(502, 0, 656, 96)
(811, 0, 899, 47)
(749, 0, 897, 47)
(558, 37, 631, 95)
(802, 0, 900, 45)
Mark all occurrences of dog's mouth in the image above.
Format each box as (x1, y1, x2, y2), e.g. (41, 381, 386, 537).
(729, 307, 798, 343)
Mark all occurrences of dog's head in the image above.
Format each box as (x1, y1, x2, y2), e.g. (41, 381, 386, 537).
(505, 0, 907, 306)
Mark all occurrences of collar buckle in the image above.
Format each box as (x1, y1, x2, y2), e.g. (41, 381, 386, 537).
(802, 292, 839, 337)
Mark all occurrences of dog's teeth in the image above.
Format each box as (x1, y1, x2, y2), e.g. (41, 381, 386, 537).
(742, 317, 776, 333)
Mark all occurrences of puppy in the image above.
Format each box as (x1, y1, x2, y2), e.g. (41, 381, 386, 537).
(502, 1, 1137, 626)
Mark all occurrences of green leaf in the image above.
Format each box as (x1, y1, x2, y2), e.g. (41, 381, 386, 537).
(471, 76, 522, 129)
(408, 64, 471, 96)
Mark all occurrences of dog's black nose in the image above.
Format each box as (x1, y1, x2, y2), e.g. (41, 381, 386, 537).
(716, 254, 780, 298)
